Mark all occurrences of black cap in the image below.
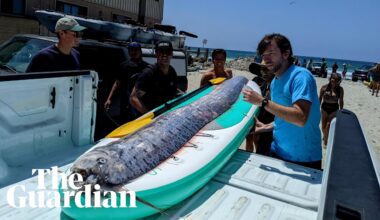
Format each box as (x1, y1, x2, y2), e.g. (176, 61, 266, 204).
(155, 41, 173, 52)
(249, 62, 262, 75)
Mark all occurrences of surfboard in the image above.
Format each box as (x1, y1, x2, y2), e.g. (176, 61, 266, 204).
(60, 79, 261, 219)
(35, 10, 190, 48)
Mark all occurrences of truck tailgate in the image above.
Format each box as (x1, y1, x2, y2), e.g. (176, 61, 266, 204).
(149, 150, 322, 220)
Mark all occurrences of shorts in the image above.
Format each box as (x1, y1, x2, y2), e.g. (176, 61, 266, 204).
(321, 102, 339, 114)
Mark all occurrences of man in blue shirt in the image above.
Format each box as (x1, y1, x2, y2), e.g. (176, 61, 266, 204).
(243, 33, 322, 169)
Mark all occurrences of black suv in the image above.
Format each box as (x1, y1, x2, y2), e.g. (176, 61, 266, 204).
(311, 62, 322, 76)
(351, 64, 374, 81)
(0, 34, 188, 139)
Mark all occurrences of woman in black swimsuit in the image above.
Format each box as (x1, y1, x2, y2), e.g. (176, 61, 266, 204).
(319, 73, 344, 145)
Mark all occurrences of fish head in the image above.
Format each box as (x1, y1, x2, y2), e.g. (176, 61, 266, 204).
(70, 148, 129, 188)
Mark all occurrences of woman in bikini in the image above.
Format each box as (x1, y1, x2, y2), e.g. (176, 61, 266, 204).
(319, 73, 344, 145)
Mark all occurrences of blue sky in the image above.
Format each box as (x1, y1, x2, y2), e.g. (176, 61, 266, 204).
(163, 0, 379, 62)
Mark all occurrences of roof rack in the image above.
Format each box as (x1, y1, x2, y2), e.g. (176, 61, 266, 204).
(35, 10, 197, 49)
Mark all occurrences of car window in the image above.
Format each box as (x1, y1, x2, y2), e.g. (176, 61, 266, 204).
(0, 38, 53, 73)
(77, 45, 127, 81)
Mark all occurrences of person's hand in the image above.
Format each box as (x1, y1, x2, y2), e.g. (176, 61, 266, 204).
(254, 117, 267, 134)
(176, 88, 185, 96)
(104, 100, 111, 111)
(242, 88, 264, 106)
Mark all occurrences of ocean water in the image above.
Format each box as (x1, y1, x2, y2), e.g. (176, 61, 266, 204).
(188, 47, 255, 61)
(188, 47, 375, 75)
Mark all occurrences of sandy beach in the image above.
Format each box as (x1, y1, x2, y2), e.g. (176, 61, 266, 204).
(187, 67, 380, 166)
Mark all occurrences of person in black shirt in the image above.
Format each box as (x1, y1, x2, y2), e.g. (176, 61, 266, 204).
(130, 41, 183, 113)
(332, 62, 339, 73)
(26, 17, 86, 72)
(104, 42, 149, 121)
(321, 58, 328, 78)
(245, 62, 274, 155)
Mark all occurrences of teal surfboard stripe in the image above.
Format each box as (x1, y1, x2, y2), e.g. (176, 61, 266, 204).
(215, 94, 253, 128)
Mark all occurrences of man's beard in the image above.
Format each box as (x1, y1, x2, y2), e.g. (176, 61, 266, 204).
(267, 62, 282, 74)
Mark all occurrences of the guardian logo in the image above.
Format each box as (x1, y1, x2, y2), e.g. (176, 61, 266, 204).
(6, 166, 137, 208)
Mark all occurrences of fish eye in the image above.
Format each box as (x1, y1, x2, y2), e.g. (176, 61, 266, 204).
(97, 157, 107, 164)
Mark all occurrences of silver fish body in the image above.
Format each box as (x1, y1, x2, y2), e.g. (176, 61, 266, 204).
(71, 76, 248, 187)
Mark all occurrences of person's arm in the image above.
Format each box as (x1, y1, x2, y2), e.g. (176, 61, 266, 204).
(339, 87, 344, 109)
(26, 59, 37, 72)
(243, 72, 313, 127)
(254, 117, 274, 133)
(129, 67, 152, 114)
(226, 68, 233, 78)
(129, 86, 148, 114)
(176, 88, 185, 95)
(319, 86, 325, 105)
(26, 53, 46, 72)
(104, 80, 121, 110)
(200, 72, 213, 87)
(244, 89, 311, 127)
(265, 97, 310, 127)
(172, 69, 185, 95)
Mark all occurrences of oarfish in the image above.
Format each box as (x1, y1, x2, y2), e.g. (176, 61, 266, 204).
(71, 76, 248, 188)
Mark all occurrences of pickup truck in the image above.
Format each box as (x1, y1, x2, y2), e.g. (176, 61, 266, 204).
(0, 34, 189, 140)
(0, 70, 98, 188)
(0, 68, 379, 219)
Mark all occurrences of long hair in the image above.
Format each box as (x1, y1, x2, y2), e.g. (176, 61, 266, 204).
(257, 33, 294, 64)
(326, 73, 341, 98)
